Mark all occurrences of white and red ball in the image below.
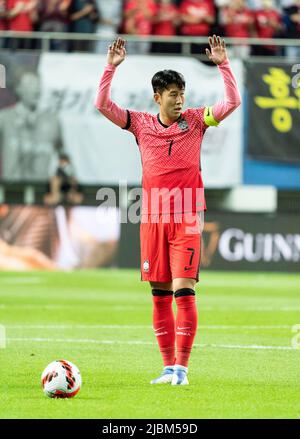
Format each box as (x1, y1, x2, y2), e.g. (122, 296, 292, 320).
(41, 359, 81, 398)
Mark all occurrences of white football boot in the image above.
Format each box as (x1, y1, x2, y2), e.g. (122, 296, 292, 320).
(171, 365, 189, 385)
(150, 366, 174, 384)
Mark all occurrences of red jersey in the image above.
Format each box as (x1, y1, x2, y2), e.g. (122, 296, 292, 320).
(124, 0, 157, 35)
(126, 109, 208, 214)
(7, 0, 33, 31)
(180, 0, 215, 36)
(222, 7, 254, 38)
(152, 3, 178, 36)
(95, 61, 241, 216)
(0, 0, 7, 30)
(255, 9, 281, 38)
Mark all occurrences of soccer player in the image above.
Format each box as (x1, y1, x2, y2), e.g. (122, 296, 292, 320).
(95, 35, 241, 385)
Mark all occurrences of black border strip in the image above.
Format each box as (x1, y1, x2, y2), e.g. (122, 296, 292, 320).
(122, 109, 131, 130)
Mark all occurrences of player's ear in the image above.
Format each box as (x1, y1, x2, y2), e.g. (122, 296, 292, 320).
(153, 92, 161, 105)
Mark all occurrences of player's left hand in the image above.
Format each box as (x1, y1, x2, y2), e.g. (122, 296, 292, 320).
(205, 35, 228, 65)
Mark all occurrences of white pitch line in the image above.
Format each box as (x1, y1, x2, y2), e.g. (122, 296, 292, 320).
(2, 304, 300, 311)
(4, 324, 293, 330)
(202, 343, 298, 351)
(7, 337, 153, 345)
(200, 279, 300, 289)
(4, 278, 299, 288)
(0, 305, 139, 312)
(200, 325, 292, 330)
(6, 337, 299, 351)
(204, 307, 300, 312)
(2, 277, 42, 284)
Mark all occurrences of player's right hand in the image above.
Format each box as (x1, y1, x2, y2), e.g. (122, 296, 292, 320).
(107, 37, 126, 67)
(205, 35, 227, 65)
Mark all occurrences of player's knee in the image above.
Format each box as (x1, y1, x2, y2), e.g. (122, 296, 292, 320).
(150, 281, 172, 291)
(172, 278, 196, 292)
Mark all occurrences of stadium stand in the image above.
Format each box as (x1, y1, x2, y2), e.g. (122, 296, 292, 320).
(0, 0, 298, 54)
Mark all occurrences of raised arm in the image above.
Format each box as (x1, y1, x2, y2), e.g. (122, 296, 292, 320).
(204, 35, 241, 125)
(94, 38, 128, 128)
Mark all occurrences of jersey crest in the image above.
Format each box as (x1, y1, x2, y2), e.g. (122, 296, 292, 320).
(178, 118, 189, 131)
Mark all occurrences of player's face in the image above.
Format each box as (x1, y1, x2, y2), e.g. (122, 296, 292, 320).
(17, 73, 41, 110)
(155, 84, 185, 122)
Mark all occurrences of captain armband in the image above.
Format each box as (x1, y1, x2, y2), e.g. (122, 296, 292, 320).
(204, 106, 220, 127)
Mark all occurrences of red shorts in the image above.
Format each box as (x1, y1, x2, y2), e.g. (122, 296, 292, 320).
(140, 212, 204, 283)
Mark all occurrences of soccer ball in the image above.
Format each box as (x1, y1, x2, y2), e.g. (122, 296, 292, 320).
(41, 359, 81, 398)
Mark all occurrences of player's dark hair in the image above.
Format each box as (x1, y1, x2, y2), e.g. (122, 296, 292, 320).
(151, 70, 185, 94)
(59, 153, 70, 162)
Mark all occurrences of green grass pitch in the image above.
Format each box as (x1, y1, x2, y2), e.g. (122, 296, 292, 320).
(0, 269, 300, 419)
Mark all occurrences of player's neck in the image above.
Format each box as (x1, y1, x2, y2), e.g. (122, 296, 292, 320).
(158, 112, 180, 127)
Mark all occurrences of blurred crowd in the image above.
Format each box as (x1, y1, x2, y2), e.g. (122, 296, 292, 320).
(0, 0, 299, 56)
